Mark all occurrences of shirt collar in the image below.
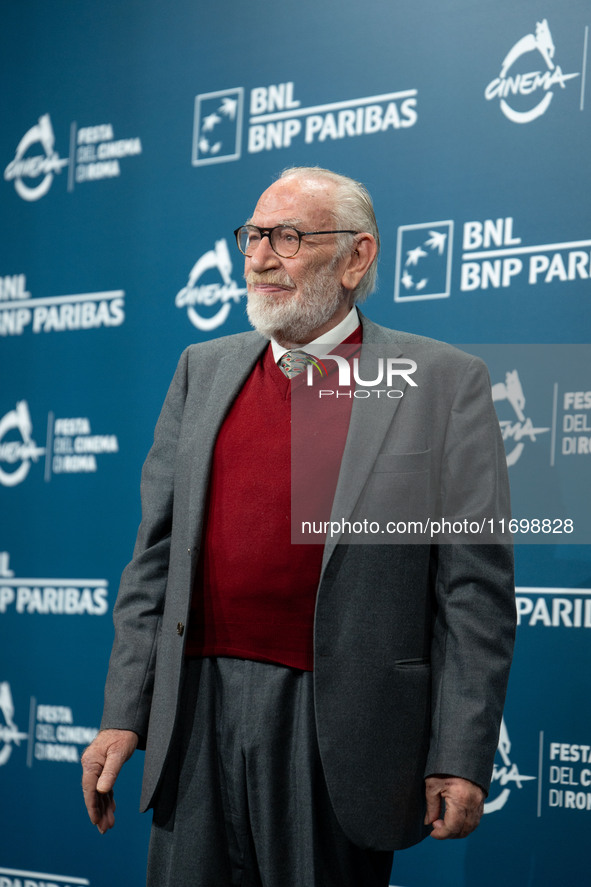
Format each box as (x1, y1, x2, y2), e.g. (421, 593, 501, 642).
(270, 307, 360, 363)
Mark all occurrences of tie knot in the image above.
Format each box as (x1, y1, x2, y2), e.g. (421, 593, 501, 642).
(278, 350, 313, 379)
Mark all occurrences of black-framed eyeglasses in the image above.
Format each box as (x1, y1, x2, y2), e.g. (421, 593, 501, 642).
(234, 224, 358, 258)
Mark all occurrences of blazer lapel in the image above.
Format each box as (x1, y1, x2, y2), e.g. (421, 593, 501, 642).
(185, 332, 268, 550)
(320, 316, 410, 572)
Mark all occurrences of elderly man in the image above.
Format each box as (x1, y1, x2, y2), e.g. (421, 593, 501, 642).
(82, 167, 515, 887)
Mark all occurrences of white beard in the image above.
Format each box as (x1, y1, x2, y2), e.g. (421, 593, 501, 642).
(246, 260, 346, 344)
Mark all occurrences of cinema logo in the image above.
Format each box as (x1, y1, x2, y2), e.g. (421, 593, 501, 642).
(0, 682, 28, 766)
(192, 81, 417, 165)
(0, 403, 120, 486)
(485, 19, 580, 123)
(484, 718, 535, 814)
(3, 114, 69, 201)
(306, 353, 418, 400)
(175, 239, 246, 331)
(0, 274, 125, 336)
(4, 113, 142, 201)
(492, 369, 549, 466)
(0, 402, 45, 487)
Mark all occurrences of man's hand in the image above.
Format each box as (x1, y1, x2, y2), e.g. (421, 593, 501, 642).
(81, 729, 138, 834)
(424, 775, 485, 840)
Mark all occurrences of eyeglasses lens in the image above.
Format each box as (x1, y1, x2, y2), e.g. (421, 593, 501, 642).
(238, 226, 300, 258)
(270, 227, 300, 257)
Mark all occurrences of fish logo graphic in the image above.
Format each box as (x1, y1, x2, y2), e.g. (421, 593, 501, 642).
(394, 221, 454, 301)
(192, 88, 244, 165)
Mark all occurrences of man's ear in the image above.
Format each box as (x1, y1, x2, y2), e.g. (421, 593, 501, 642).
(340, 234, 378, 293)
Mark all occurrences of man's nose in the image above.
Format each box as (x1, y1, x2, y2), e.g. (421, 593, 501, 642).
(248, 234, 281, 271)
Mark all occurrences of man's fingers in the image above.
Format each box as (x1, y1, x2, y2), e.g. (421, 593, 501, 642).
(96, 790, 116, 834)
(81, 754, 107, 826)
(80, 729, 138, 832)
(423, 787, 442, 826)
(430, 797, 479, 839)
(425, 775, 485, 840)
(82, 786, 116, 831)
(96, 748, 128, 793)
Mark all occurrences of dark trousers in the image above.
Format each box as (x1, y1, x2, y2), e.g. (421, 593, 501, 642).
(147, 657, 393, 887)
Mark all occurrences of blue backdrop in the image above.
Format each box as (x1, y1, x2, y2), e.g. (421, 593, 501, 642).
(1, 2, 590, 885)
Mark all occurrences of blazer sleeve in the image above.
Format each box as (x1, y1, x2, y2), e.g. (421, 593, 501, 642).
(425, 356, 516, 792)
(100, 348, 190, 747)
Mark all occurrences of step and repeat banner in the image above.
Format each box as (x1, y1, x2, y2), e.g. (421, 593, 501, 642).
(1, 1, 590, 885)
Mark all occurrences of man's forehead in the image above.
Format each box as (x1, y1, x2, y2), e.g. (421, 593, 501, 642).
(251, 176, 335, 225)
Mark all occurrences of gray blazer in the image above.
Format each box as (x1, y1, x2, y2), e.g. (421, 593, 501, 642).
(101, 313, 515, 851)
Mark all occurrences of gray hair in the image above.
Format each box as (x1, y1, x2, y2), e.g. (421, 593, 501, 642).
(278, 166, 379, 302)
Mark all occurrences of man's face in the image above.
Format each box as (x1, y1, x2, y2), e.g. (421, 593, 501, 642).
(244, 176, 352, 345)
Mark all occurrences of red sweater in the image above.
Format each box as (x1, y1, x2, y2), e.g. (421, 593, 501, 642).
(185, 329, 361, 670)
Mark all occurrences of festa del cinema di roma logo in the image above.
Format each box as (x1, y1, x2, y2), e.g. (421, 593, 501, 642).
(4, 113, 142, 201)
(485, 18, 580, 123)
(0, 401, 119, 486)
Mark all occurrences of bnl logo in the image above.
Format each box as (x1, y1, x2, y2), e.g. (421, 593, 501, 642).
(192, 88, 244, 165)
(394, 222, 453, 302)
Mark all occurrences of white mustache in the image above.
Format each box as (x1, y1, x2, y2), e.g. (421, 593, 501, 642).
(246, 272, 295, 288)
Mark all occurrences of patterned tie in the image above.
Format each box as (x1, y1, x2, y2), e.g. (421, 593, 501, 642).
(278, 350, 313, 378)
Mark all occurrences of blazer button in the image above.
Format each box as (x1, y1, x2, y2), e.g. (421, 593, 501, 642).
(177, 622, 185, 636)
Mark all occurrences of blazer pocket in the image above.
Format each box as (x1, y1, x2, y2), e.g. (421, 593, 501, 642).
(394, 657, 431, 669)
(353, 450, 432, 529)
(372, 450, 431, 473)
